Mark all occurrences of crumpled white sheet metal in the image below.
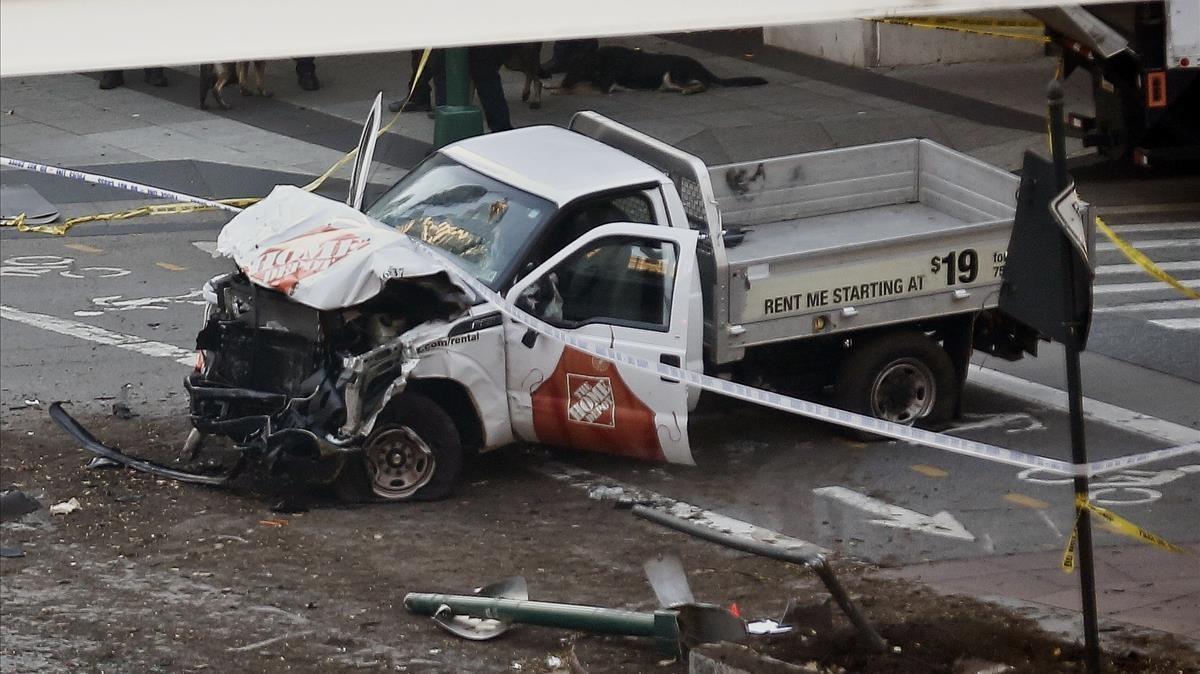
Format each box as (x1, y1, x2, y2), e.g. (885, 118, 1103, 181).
(216, 186, 464, 311)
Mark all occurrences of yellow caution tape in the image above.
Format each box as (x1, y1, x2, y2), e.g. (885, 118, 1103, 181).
(2, 49, 433, 237)
(876, 16, 1048, 43)
(1063, 494, 1187, 572)
(1096, 216, 1200, 300)
(1043, 93, 1194, 300)
(301, 47, 430, 193)
(2, 198, 263, 236)
(0, 213, 71, 236)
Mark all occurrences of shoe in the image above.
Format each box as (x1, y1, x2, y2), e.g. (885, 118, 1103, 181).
(297, 71, 320, 91)
(144, 68, 168, 87)
(400, 100, 433, 113)
(98, 71, 124, 90)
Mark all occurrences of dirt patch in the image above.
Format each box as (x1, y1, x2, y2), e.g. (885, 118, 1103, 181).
(2, 412, 1196, 673)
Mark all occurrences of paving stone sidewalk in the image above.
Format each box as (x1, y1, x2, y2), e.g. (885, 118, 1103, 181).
(882, 542, 1200, 643)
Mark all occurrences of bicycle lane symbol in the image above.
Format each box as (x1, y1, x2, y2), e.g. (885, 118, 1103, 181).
(1017, 465, 1200, 506)
(0, 255, 130, 279)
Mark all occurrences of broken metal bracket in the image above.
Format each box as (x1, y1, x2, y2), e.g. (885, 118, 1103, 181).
(632, 504, 888, 653)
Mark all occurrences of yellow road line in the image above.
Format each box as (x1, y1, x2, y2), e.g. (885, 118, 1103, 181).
(910, 464, 948, 478)
(64, 243, 103, 254)
(156, 262, 187, 272)
(1004, 493, 1049, 510)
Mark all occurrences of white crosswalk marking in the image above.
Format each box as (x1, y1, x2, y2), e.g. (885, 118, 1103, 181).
(1095, 299, 1200, 313)
(1105, 223, 1200, 234)
(1097, 261, 1200, 275)
(1097, 239, 1196, 252)
(1094, 280, 1200, 294)
(1151, 318, 1200, 330)
(1092, 220, 1199, 332)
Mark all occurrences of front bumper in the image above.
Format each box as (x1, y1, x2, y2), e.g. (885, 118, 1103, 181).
(50, 403, 240, 486)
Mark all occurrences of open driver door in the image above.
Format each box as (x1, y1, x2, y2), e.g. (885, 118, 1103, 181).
(504, 223, 701, 464)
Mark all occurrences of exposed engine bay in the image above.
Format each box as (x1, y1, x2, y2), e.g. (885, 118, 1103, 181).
(186, 268, 469, 482)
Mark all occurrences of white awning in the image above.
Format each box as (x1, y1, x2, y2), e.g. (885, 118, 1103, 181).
(0, 0, 1124, 78)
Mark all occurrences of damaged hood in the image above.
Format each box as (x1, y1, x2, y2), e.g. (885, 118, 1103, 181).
(217, 186, 468, 310)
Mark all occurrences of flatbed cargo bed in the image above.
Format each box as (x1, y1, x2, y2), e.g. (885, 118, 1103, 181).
(725, 201, 989, 266)
(569, 113, 1020, 364)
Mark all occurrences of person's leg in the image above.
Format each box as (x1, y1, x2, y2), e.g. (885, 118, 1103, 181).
(98, 70, 125, 89)
(391, 50, 434, 112)
(294, 57, 320, 91)
(430, 50, 448, 107)
(468, 47, 512, 132)
(143, 67, 168, 87)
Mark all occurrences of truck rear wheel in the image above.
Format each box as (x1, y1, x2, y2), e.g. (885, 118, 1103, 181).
(833, 332, 957, 437)
(334, 393, 463, 502)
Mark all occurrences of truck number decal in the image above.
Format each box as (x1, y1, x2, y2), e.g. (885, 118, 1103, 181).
(930, 249, 979, 285)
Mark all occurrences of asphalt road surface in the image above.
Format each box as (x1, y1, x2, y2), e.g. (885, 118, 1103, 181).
(2, 189, 1196, 571)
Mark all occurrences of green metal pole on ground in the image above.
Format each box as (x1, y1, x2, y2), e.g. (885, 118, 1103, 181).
(433, 47, 484, 148)
(405, 592, 682, 656)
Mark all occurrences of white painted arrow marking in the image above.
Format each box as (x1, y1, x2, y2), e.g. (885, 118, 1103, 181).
(813, 486, 975, 541)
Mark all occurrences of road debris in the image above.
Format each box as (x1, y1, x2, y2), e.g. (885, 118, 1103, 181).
(633, 504, 886, 652)
(406, 556, 746, 657)
(258, 517, 289, 527)
(0, 546, 26, 558)
(49, 497, 81, 515)
(49, 403, 240, 486)
(0, 488, 41, 521)
(86, 456, 121, 470)
(112, 383, 136, 419)
(747, 619, 793, 635)
(226, 630, 315, 653)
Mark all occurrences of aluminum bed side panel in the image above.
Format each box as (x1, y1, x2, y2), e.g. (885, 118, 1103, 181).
(709, 140, 919, 227)
(918, 140, 1019, 224)
(729, 221, 1011, 335)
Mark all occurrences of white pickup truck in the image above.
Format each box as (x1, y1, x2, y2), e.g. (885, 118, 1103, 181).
(186, 112, 1037, 501)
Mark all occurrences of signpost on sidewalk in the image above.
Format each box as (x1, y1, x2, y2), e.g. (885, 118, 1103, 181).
(998, 80, 1100, 673)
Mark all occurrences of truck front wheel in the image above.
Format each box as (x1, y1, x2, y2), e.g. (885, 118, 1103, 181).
(334, 393, 463, 502)
(833, 332, 957, 433)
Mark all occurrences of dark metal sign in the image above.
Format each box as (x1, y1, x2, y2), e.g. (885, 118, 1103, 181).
(998, 151, 1095, 350)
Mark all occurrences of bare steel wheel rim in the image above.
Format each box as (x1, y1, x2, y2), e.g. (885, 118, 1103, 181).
(364, 426, 436, 499)
(869, 357, 936, 424)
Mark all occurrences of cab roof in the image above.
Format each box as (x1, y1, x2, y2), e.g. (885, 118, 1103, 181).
(440, 125, 667, 206)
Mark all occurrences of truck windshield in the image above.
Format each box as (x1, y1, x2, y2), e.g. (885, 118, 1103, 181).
(366, 155, 553, 287)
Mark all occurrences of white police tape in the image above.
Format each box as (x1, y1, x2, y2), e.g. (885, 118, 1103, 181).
(10, 158, 1196, 478)
(1, 156, 244, 214)
(408, 239, 1200, 479)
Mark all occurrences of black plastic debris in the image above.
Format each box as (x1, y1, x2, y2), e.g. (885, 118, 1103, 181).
(0, 489, 41, 522)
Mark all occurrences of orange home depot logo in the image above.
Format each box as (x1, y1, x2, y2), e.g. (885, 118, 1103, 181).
(566, 374, 615, 427)
(532, 348, 664, 462)
(245, 224, 372, 294)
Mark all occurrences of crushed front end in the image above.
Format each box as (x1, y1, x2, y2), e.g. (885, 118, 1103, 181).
(187, 269, 463, 482)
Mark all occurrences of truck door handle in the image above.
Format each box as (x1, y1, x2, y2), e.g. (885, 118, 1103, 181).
(660, 354, 681, 383)
(521, 328, 538, 348)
